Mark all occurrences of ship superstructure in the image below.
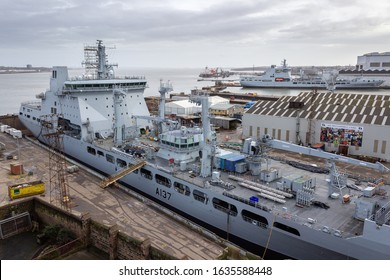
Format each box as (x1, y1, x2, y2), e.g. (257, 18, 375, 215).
(19, 41, 390, 260)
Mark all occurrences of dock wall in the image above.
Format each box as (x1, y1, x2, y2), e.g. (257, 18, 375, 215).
(0, 198, 177, 260)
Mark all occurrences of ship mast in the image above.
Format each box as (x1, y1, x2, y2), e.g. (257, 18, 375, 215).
(82, 40, 118, 79)
(189, 91, 216, 178)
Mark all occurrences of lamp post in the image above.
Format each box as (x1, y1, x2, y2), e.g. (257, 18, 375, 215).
(13, 135, 20, 160)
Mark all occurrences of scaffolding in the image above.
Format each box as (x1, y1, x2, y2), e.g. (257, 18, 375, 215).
(42, 114, 71, 211)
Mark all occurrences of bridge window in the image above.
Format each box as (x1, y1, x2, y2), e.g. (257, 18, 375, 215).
(174, 182, 190, 196)
(155, 174, 171, 188)
(97, 150, 104, 157)
(87, 146, 96, 155)
(116, 158, 127, 168)
(193, 189, 208, 204)
(106, 154, 114, 164)
(242, 210, 268, 228)
(273, 222, 300, 236)
(140, 168, 152, 180)
(212, 198, 237, 216)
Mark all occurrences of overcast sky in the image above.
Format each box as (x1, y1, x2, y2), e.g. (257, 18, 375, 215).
(1, 0, 390, 68)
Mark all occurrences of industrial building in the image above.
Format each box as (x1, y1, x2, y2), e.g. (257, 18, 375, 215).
(165, 95, 229, 115)
(242, 91, 390, 162)
(356, 52, 390, 71)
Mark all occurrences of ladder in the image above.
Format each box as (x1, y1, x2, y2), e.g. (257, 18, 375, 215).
(101, 160, 146, 188)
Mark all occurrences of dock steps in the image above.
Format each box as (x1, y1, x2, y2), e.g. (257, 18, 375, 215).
(101, 161, 146, 188)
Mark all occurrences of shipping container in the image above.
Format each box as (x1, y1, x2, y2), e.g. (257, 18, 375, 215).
(216, 152, 233, 170)
(8, 180, 45, 200)
(214, 150, 231, 169)
(225, 154, 245, 172)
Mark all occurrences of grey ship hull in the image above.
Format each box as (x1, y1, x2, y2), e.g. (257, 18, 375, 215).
(240, 79, 384, 89)
(19, 117, 390, 260)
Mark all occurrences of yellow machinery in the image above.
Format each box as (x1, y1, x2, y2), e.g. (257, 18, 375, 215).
(8, 180, 45, 200)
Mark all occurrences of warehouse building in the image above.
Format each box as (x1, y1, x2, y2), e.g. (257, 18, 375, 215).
(242, 91, 390, 161)
(165, 96, 229, 116)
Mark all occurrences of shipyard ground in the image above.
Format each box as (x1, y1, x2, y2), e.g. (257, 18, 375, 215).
(0, 132, 226, 260)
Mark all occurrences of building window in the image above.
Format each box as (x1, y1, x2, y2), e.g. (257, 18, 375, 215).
(272, 128, 276, 138)
(286, 130, 290, 142)
(374, 140, 379, 153)
(278, 129, 281, 140)
(370, 62, 380, 67)
(381, 141, 387, 154)
(257, 127, 260, 138)
(382, 62, 390, 67)
(264, 128, 268, 135)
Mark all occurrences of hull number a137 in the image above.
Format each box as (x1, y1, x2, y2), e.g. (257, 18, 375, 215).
(156, 188, 171, 200)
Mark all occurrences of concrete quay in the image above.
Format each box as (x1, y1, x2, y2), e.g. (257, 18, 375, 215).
(0, 131, 227, 260)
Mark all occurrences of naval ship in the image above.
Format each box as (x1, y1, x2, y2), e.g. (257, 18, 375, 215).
(240, 60, 385, 89)
(19, 41, 390, 259)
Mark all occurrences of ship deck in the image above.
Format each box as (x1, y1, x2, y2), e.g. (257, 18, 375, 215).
(142, 134, 390, 239)
(92, 133, 390, 239)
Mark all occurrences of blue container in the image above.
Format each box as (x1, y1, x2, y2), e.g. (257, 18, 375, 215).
(225, 154, 245, 172)
(218, 153, 234, 170)
(222, 153, 239, 171)
(250, 196, 259, 203)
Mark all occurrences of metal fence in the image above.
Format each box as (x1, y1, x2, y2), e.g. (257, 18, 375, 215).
(0, 212, 32, 239)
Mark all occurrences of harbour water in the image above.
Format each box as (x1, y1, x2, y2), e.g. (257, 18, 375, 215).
(1, 67, 390, 116)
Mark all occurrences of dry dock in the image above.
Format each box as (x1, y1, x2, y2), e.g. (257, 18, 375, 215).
(0, 131, 229, 260)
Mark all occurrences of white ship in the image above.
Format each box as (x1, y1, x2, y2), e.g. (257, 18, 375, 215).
(240, 60, 384, 89)
(19, 41, 390, 259)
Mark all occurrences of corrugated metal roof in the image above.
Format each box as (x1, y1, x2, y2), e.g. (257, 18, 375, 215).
(246, 91, 390, 126)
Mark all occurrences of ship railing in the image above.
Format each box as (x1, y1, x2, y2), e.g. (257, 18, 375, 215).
(223, 191, 351, 238)
(68, 75, 146, 81)
(62, 84, 146, 94)
(222, 191, 270, 212)
(173, 171, 206, 188)
(242, 216, 268, 229)
(21, 101, 41, 109)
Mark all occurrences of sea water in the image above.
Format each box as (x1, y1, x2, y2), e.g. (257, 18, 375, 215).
(1, 67, 388, 116)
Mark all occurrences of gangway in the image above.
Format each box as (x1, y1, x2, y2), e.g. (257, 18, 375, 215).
(101, 160, 146, 188)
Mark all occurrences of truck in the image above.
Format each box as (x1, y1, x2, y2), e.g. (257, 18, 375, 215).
(8, 180, 45, 200)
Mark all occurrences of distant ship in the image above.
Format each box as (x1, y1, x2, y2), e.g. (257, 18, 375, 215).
(199, 67, 230, 78)
(19, 41, 390, 259)
(240, 60, 384, 89)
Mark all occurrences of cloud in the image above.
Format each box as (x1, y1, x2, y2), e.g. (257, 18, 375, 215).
(1, 0, 390, 67)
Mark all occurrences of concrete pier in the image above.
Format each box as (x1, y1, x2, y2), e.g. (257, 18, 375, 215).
(0, 130, 228, 260)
